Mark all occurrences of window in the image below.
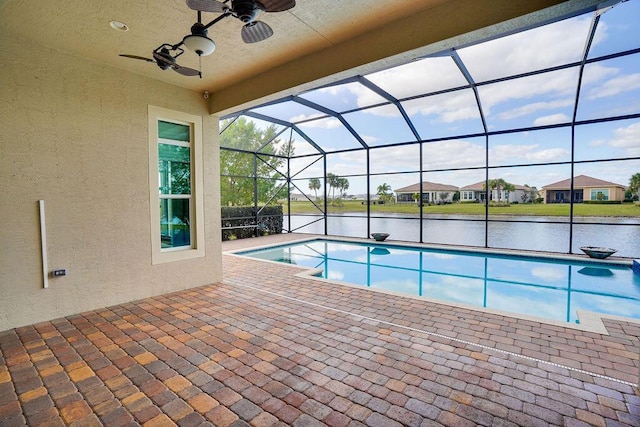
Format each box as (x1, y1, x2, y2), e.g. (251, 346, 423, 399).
(149, 106, 204, 264)
(590, 189, 609, 201)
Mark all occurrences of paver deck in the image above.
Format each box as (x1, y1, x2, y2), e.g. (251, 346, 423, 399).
(1, 233, 639, 426)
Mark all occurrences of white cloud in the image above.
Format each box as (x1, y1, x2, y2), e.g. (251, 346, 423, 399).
(490, 144, 570, 164)
(403, 90, 481, 123)
(527, 148, 570, 162)
(362, 135, 379, 145)
(588, 73, 640, 100)
(530, 267, 567, 282)
(533, 113, 571, 126)
(607, 121, 640, 156)
(581, 63, 619, 86)
(318, 82, 388, 110)
(589, 139, 605, 147)
(366, 56, 468, 100)
(328, 271, 344, 281)
(490, 144, 538, 163)
(296, 117, 342, 129)
(457, 16, 592, 81)
(500, 99, 573, 120)
(480, 68, 578, 117)
(422, 139, 485, 169)
(352, 103, 402, 119)
(289, 113, 325, 122)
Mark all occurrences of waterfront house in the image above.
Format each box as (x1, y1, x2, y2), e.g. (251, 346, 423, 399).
(541, 175, 626, 203)
(460, 181, 536, 203)
(395, 181, 459, 204)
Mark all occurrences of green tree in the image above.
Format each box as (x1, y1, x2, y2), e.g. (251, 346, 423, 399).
(376, 183, 392, 204)
(629, 173, 640, 200)
(308, 178, 321, 200)
(219, 117, 288, 206)
(158, 144, 191, 195)
(484, 178, 512, 202)
(336, 177, 349, 205)
(327, 173, 339, 204)
(503, 182, 515, 202)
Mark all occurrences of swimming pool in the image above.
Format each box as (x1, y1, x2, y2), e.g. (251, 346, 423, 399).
(238, 239, 640, 324)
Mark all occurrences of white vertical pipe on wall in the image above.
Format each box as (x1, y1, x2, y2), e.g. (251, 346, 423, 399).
(39, 200, 49, 288)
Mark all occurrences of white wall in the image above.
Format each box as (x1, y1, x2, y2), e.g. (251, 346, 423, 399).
(0, 34, 222, 331)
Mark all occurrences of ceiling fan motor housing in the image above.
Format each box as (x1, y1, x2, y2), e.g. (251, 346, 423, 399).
(153, 48, 175, 70)
(232, 0, 259, 22)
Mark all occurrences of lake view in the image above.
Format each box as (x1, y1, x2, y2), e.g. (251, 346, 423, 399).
(288, 213, 640, 258)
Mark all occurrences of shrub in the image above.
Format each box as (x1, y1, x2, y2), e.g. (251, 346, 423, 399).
(221, 206, 283, 241)
(489, 201, 510, 207)
(583, 200, 622, 204)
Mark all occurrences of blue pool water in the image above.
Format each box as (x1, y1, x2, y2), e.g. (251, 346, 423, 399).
(238, 239, 640, 324)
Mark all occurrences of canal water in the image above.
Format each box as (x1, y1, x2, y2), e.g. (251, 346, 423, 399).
(288, 213, 640, 258)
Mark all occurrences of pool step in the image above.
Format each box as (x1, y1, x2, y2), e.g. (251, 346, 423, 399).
(633, 260, 640, 276)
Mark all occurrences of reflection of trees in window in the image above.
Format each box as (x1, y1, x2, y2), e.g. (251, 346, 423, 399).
(159, 144, 191, 195)
(220, 117, 293, 206)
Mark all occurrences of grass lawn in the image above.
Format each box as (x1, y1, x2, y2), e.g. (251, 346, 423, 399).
(283, 200, 640, 217)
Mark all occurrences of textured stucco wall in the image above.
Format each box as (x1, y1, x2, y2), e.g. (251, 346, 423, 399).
(0, 34, 222, 332)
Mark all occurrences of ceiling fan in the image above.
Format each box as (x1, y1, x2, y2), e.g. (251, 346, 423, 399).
(120, 45, 201, 77)
(119, 0, 295, 77)
(186, 0, 296, 43)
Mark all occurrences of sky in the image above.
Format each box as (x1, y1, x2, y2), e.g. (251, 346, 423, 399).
(225, 0, 640, 195)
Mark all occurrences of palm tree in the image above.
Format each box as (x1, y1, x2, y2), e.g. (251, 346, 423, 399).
(308, 178, 321, 200)
(629, 173, 640, 200)
(337, 177, 349, 204)
(503, 182, 515, 202)
(377, 183, 392, 204)
(486, 178, 507, 201)
(327, 173, 338, 203)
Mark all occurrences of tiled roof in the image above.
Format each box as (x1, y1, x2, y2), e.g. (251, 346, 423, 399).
(459, 181, 532, 191)
(542, 175, 625, 190)
(395, 181, 459, 193)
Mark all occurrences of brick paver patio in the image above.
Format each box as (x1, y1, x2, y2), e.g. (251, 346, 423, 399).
(1, 234, 639, 426)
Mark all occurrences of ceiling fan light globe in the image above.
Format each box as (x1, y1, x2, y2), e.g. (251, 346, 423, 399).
(183, 34, 216, 56)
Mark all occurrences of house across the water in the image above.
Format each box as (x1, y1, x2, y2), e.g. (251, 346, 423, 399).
(459, 181, 536, 203)
(395, 181, 458, 204)
(541, 175, 626, 203)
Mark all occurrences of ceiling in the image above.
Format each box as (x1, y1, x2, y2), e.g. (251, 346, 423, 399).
(1, 0, 575, 114)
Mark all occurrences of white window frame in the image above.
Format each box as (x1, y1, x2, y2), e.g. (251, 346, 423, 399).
(590, 188, 609, 201)
(149, 105, 205, 264)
